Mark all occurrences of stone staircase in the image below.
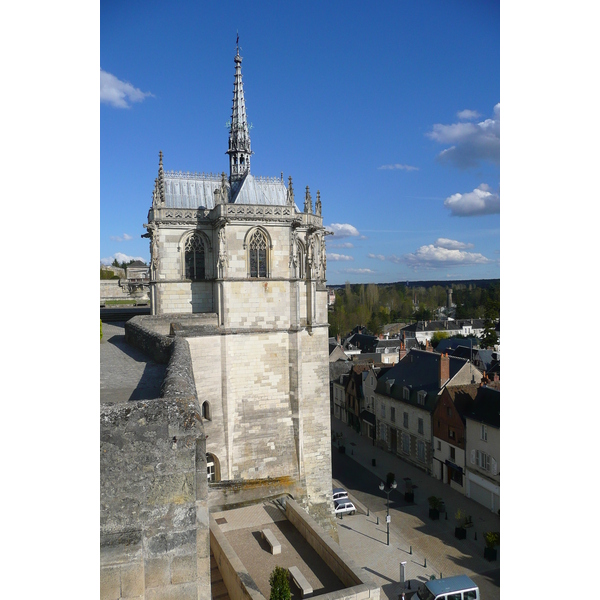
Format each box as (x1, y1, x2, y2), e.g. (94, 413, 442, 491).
(211, 552, 230, 600)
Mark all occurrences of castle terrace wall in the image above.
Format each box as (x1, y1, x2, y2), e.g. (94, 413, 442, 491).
(208, 501, 379, 600)
(100, 337, 210, 600)
(210, 516, 265, 600)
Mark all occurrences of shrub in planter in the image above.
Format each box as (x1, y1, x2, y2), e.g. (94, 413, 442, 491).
(428, 496, 441, 520)
(483, 531, 500, 561)
(269, 566, 291, 600)
(454, 508, 467, 539)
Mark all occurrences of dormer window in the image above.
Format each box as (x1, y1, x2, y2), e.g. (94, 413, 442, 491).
(417, 390, 427, 405)
(403, 386, 410, 400)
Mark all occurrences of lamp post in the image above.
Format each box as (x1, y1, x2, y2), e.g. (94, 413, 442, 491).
(379, 479, 397, 546)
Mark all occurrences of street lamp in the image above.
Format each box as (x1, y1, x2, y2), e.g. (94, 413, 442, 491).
(379, 479, 397, 546)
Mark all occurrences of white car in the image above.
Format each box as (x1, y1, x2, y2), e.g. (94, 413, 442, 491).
(334, 500, 356, 516)
(332, 487, 349, 502)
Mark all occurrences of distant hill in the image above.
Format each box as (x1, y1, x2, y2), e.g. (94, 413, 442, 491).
(327, 278, 499, 290)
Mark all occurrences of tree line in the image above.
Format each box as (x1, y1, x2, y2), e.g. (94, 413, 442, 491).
(328, 281, 500, 340)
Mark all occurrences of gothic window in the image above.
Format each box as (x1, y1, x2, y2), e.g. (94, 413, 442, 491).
(185, 234, 206, 280)
(297, 241, 306, 278)
(248, 229, 268, 277)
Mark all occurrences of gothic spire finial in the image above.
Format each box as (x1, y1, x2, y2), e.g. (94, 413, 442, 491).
(157, 151, 165, 204)
(315, 190, 322, 216)
(304, 185, 312, 214)
(227, 39, 251, 182)
(287, 176, 295, 206)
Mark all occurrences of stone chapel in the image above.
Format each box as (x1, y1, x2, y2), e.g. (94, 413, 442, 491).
(141, 43, 335, 531)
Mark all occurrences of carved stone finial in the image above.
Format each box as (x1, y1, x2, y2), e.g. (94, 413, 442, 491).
(157, 152, 165, 204)
(315, 190, 322, 216)
(287, 176, 295, 206)
(304, 185, 312, 214)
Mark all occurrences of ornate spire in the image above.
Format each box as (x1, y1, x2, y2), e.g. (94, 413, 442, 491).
(315, 190, 321, 216)
(227, 38, 252, 181)
(304, 186, 312, 214)
(156, 151, 165, 204)
(287, 176, 295, 205)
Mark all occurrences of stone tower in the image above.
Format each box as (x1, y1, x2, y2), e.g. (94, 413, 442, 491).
(142, 42, 336, 535)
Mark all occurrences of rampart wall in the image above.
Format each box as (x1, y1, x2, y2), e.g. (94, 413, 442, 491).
(100, 336, 210, 600)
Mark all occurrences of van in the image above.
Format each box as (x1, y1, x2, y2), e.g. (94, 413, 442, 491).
(332, 487, 348, 501)
(416, 575, 479, 600)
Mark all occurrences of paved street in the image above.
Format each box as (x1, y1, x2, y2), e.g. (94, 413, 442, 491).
(331, 417, 500, 600)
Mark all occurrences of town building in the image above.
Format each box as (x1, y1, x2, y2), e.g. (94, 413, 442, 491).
(373, 349, 483, 474)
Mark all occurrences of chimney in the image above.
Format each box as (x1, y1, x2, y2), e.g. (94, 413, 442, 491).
(337, 334, 341, 344)
(439, 353, 450, 388)
(399, 341, 407, 360)
(426, 339, 433, 352)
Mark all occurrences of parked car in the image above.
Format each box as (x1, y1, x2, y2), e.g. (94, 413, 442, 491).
(332, 487, 349, 502)
(334, 500, 356, 516)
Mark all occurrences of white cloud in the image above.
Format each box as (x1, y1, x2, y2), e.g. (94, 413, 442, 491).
(367, 253, 386, 261)
(402, 244, 492, 270)
(457, 109, 481, 121)
(327, 223, 360, 238)
(327, 253, 354, 261)
(101, 69, 154, 108)
(328, 242, 354, 249)
(100, 252, 147, 266)
(342, 268, 376, 274)
(444, 184, 500, 217)
(378, 164, 419, 171)
(427, 103, 499, 168)
(434, 238, 474, 250)
(110, 233, 133, 242)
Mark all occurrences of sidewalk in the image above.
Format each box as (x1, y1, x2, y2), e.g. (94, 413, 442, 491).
(330, 417, 500, 599)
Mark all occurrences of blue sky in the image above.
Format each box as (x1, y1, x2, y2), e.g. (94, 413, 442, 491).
(101, 0, 499, 285)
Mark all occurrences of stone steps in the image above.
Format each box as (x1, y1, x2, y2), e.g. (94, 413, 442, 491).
(211, 553, 230, 600)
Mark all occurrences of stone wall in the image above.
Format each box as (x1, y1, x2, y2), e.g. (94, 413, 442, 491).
(208, 500, 379, 600)
(285, 498, 379, 599)
(100, 338, 210, 600)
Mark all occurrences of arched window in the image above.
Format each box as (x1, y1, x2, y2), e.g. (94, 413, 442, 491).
(185, 234, 205, 280)
(297, 241, 306, 279)
(206, 453, 220, 483)
(201, 401, 210, 421)
(248, 229, 268, 278)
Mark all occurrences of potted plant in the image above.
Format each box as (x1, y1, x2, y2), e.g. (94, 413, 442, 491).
(483, 531, 499, 561)
(428, 496, 441, 520)
(454, 509, 467, 539)
(404, 477, 414, 503)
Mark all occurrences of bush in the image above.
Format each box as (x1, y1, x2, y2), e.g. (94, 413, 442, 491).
(269, 566, 291, 600)
(484, 531, 500, 548)
(100, 319, 103, 341)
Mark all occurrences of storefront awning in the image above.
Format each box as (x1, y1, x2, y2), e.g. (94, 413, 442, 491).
(360, 410, 375, 426)
(445, 460, 463, 474)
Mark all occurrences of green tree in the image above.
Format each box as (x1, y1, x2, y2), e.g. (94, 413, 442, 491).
(269, 566, 291, 600)
(431, 331, 449, 348)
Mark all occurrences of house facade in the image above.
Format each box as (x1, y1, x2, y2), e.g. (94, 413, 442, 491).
(373, 350, 483, 475)
(432, 385, 480, 494)
(465, 386, 500, 512)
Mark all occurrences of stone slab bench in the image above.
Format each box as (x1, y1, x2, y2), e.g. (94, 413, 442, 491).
(261, 528, 281, 555)
(289, 566, 312, 598)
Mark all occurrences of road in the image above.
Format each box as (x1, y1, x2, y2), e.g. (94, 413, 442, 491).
(332, 447, 500, 600)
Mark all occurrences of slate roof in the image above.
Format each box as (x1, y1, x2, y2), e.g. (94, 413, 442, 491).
(344, 333, 378, 353)
(465, 386, 500, 428)
(375, 349, 471, 412)
(435, 338, 480, 354)
(163, 171, 297, 209)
